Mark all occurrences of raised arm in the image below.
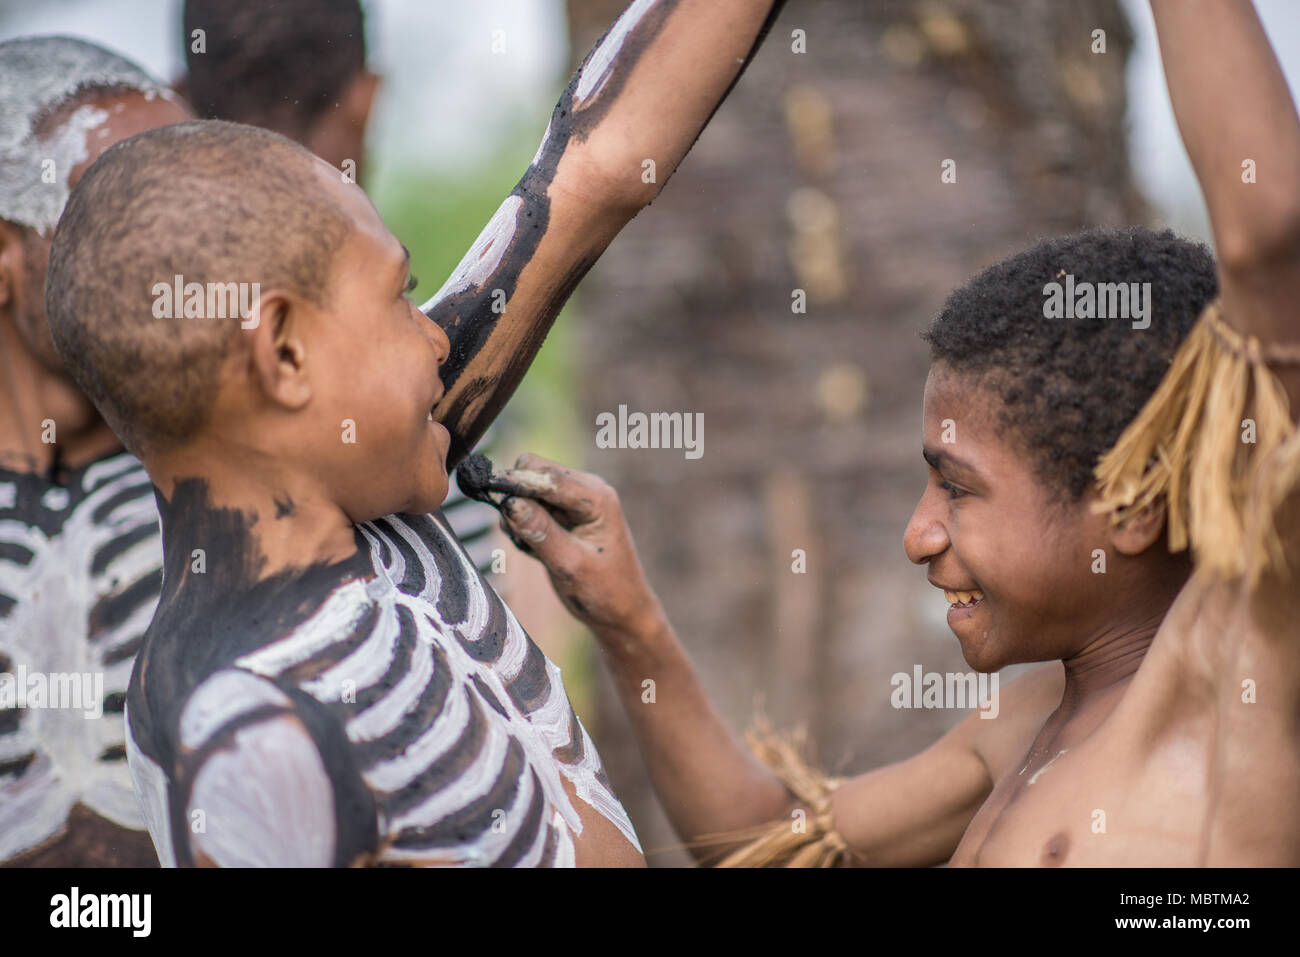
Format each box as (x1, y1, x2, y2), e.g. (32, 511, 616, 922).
(425, 0, 787, 467)
(1141, 0, 1300, 603)
(1150, 0, 1300, 396)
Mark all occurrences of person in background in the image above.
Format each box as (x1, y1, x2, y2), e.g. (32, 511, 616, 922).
(0, 35, 194, 867)
(179, 0, 500, 573)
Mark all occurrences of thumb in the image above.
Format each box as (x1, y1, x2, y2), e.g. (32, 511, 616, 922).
(500, 495, 567, 561)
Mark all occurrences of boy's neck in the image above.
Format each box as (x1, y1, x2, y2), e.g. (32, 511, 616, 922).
(150, 445, 361, 580)
(0, 318, 122, 476)
(1058, 609, 1165, 705)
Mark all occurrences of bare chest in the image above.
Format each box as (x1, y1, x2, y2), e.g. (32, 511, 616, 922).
(951, 704, 1212, 867)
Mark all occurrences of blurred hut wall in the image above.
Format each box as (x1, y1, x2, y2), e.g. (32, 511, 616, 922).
(565, 0, 1146, 866)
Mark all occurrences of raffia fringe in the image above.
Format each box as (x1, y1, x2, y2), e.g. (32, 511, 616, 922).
(1093, 300, 1300, 586)
(691, 714, 851, 868)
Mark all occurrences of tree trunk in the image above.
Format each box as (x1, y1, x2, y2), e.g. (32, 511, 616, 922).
(565, 0, 1146, 866)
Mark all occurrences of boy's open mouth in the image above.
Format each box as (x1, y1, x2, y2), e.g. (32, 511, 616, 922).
(943, 589, 984, 609)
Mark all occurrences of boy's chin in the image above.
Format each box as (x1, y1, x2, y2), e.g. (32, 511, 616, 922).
(956, 633, 1005, 674)
(412, 473, 451, 516)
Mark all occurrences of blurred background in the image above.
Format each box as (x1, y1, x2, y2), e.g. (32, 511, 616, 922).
(4, 0, 1298, 866)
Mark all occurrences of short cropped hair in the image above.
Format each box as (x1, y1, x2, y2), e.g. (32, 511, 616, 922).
(46, 120, 351, 454)
(0, 35, 164, 233)
(923, 227, 1219, 500)
(183, 0, 367, 139)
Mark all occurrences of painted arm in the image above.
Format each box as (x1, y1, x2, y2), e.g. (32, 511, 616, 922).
(1150, 0, 1300, 394)
(425, 0, 787, 467)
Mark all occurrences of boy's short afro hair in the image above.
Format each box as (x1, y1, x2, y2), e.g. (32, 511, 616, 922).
(923, 227, 1218, 501)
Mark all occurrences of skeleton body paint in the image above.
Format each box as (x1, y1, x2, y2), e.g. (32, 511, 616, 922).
(8, 2, 785, 866)
(0, 37, 178, 867)
(0, 453, 161, 865)
(424, 0, 788, 466)
(126, 483, 635, 866)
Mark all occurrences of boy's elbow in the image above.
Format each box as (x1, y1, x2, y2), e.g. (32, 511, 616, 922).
(551, 147, 666, 220)
(1216, 198, 1300, 278)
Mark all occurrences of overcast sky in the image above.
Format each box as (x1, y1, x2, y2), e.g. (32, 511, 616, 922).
(0, 0, 568, 177)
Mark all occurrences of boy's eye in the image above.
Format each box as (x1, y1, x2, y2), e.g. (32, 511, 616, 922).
(403, 275, 419, 295)
(939, 479, 967, 500)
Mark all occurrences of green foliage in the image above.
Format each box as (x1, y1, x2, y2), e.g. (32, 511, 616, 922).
(371, 135, 582, 462)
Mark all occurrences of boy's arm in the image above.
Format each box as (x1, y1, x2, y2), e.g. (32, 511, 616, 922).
(1150, 0, 1300, 402)
(1152, 1, 1300, 598)
(425, 0, 787, 467)
(495, 455, 1053, 865)
(185, 713, 349, 867)
(172, 669, 381, 867)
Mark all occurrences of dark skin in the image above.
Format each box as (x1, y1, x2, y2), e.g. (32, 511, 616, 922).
(6, 0, 788, 871)
(490, 374, 1192, 866)
(0, 91, 194, 475)
(495, 0, 1300, 865)
(173, 67, 380, 182)
(0, 89, 193, 869)
(299, 70, 379, 181)
(138, 0, 788, 867)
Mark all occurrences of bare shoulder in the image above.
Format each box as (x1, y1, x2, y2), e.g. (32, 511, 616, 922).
(966, 663, 1064, 781)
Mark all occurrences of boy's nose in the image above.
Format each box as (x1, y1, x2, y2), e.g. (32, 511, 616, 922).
(423, 310, 451, 367)
(903, 492, 949, 565)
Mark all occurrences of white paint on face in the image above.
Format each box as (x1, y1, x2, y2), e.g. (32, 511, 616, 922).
(573, 0, 658, 107)
(23, 103, 107, 234)
(420, 195, 523, 310)
(0, 36, 164, 232)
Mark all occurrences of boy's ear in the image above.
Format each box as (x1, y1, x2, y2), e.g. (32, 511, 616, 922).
(345, 69, 380, 129)
(1110, 499, 1168, 556)
(246, 291, 312, 412)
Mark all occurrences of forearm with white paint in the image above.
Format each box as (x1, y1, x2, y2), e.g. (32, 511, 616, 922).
(424, 0, 787, 467)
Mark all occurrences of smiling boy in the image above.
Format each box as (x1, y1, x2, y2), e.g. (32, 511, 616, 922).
(45, 0, 787, 867)
(490, 0, 1300, 865)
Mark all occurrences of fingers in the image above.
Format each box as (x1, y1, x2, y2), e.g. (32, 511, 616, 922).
(498, 495, 567, 561)
(498, 453, 617, 526)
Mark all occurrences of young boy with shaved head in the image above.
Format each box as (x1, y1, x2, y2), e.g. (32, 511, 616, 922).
(491, 0, 1300, 866)
(47, 1, 788, 866)
(179, 0, 501, 574)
